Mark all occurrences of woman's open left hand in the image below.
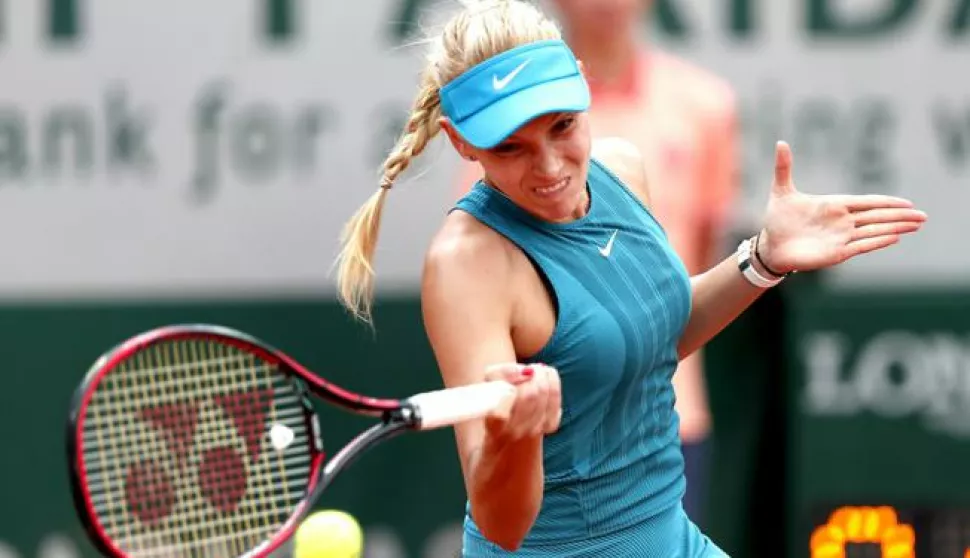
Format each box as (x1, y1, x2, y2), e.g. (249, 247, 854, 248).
(756, 141, 928, 275)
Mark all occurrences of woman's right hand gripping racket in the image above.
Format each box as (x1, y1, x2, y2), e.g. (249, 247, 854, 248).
(65, 324, 517, 557)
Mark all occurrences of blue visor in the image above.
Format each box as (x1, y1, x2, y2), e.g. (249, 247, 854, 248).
(440, 39, 591, 149)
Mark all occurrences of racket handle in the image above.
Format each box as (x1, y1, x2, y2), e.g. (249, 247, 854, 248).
(407, 381, 516, 430)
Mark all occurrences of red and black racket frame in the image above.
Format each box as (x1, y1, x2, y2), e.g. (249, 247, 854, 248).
(65, 324, 419, 558)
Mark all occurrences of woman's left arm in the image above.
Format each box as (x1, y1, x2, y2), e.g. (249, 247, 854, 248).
(676, 243, 771, 360)
(594, 137, 927, 361)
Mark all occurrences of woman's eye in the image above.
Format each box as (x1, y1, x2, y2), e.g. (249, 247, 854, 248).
(554, 117, 576, 134)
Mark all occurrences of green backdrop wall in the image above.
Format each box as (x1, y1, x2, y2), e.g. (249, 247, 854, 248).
(784, 288, 970, 558)
(4, 285, 970, 557)
(0, 298, 466, 558)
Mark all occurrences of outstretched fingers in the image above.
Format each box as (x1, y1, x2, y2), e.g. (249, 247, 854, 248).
(846, 235, 901, 257)
(835, 194, 919, 211)
(852, 221, 924, 241)
(853, 207, 928, 226)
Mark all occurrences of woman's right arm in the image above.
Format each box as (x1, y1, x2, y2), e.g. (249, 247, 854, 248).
(420, 225, 561, 552)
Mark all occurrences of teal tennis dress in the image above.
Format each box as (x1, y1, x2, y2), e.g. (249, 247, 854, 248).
(453, 158, 729, 557)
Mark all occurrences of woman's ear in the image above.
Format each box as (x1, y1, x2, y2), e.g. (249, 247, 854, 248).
(439, 117, 478, 161)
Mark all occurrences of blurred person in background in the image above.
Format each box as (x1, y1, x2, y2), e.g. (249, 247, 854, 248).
(453, 0, 739, 527)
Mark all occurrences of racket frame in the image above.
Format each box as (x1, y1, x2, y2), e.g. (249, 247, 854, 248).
(66, 324, 419, 558)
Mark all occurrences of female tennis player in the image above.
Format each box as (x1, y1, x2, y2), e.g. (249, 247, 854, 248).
(332, 1, 926, 555)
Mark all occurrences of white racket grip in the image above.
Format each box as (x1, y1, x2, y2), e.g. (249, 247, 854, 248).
(407, 381, 516, 430)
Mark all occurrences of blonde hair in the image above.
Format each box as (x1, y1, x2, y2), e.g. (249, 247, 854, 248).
(333, 0, 563, 324)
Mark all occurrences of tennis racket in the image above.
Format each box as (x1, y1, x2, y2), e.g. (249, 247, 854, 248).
(66, 323, 515, 558)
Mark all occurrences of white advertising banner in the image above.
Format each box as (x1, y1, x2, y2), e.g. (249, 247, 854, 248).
(0, 0, 967, 300)
(0, 0, 461, 299)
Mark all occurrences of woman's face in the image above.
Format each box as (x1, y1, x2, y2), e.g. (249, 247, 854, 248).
(445, 111, 593, 223)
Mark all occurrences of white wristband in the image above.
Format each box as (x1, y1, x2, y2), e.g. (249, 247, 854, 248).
(736, 238, 784, 289)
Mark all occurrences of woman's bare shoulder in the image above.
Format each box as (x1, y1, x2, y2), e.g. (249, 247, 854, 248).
(422, 211, 517, 302)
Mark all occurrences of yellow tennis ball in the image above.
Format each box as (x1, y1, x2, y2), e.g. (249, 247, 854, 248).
(293, 509, 364, 558)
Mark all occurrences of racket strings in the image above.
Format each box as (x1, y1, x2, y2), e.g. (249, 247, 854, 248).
(79, 339, 314, 557)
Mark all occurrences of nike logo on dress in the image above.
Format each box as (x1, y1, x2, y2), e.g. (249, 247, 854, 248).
(492, 60, 531, 91)
(598, 230, 619, 258)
